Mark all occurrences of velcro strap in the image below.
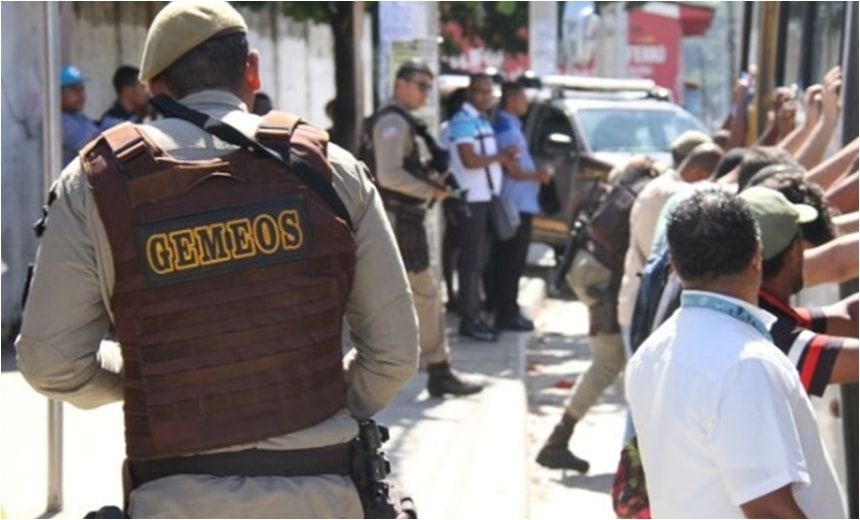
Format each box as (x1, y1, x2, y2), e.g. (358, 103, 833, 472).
(257, 111, 302, 142)
(102, 123, 162, 178)
(127, 442, 353, 489)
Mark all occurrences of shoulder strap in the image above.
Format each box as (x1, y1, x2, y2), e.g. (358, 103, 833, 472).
(149, 94, 353, 231)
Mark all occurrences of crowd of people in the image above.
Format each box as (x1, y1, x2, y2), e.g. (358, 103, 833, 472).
(17, 0, 857, 516)
(534, 66, 857, 518)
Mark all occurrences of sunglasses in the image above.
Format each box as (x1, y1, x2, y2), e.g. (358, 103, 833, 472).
(408, 79, 433, 93)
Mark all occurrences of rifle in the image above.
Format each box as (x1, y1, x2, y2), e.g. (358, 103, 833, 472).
(548, 176, 604, 296)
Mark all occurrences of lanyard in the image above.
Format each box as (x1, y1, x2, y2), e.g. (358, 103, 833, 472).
(681, 292, 772, 341)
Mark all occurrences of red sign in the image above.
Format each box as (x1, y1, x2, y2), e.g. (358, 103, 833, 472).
(628, 9, 681, 101)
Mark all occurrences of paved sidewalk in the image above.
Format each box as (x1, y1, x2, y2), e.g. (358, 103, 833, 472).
(0, 276, 546, 519)
(525, 298, 626, 519)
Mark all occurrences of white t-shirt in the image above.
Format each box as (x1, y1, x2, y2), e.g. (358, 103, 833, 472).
(447, 102, 503, 202)
(626, 291, 846, 519)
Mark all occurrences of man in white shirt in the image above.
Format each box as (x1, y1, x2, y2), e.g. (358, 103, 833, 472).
(626, 188, 845, 518)
(448, 74, 516, 340)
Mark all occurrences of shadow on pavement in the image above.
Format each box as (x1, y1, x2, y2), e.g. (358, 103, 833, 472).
(556, 471, 616, 492)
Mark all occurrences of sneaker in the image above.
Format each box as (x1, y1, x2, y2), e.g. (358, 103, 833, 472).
(459, 317, 499, 342)
(535, 444, 590, 473)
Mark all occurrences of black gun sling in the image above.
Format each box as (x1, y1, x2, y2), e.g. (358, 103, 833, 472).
(149, 94, 354, 230)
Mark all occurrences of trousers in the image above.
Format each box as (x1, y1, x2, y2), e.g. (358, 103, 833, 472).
(407, 269, 450, 367)
(386, 208, 450, 367)
(564, 249, 626, 419)
(457, 201, 491, 320)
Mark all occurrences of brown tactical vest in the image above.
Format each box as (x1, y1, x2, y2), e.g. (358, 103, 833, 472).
(81, 112, 356, 460)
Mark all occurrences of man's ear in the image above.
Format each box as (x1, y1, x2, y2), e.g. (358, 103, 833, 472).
(245, 50, 262, 92)
(146, 78, 169, 97)
(750, 242, 763, 277)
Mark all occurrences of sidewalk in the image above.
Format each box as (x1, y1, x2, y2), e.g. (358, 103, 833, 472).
(376, 276, 545, 519)
(0, 276, 547, 520)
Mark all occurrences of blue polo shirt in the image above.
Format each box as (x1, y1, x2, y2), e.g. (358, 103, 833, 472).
(493, 109, 539, 214)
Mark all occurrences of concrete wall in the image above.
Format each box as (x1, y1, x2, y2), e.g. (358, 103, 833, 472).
(1, 2, 374, 344)
(1, 2, 48, 342)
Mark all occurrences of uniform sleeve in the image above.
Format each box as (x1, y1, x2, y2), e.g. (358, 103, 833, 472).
(372, 112, 435, 201)
(710, 356, 810, 507)
(15, 163, 122, 409)
(328, 148, 419, 419)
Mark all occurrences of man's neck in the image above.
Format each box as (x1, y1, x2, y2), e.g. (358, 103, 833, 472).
(684, 275, 760, 306)
(760, 277, 792, 304)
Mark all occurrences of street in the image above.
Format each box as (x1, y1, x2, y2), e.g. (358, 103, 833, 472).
(0, 263, 849, 518)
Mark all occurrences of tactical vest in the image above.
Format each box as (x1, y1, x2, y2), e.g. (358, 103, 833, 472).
(372, 108, 431, 272)
(586, 173, 656, 272)
(81, 112, 356, 460)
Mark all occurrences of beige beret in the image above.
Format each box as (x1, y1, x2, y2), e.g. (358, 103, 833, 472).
(139, 0, 247, 81)
(670, 130, 712, 164)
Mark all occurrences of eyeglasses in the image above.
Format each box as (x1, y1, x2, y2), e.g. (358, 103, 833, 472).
(408, 79, 433, 93)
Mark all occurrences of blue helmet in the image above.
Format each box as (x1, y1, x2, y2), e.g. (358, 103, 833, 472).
(60, 65, 87, 87)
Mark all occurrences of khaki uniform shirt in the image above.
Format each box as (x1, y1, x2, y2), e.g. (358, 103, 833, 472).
(15, 90, 419, 518)
(617, 169, 687, 328)
(372, 101, 437, 201)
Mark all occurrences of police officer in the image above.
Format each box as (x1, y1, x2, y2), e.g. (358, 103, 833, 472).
(372, 59, 482, 398)
(15, 1, 418, 517)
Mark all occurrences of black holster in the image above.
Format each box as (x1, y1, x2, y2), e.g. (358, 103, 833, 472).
(352, 420, 417, 519)
(383, 197, 430, 273)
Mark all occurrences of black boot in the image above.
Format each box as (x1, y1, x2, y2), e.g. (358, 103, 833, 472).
(427, 361, 483, 398)
(535, 414, 590, 473)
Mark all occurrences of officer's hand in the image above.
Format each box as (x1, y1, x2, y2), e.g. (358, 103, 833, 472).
(433, 188, 451, 202)
(536, 167, 552, 185)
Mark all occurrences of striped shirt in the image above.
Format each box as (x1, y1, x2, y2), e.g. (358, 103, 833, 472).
(759, 288, 842, 397)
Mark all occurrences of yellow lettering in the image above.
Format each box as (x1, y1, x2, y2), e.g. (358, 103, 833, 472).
(169, 229, 199, 270)
(146, 234, 174, 275)
(278, 209, 304, 250)
(227, 219, 256, 259)
(195, 224, 230, 265)
(253, 214, 280, 255)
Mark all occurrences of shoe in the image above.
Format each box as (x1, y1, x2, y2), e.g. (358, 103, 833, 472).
(459, 317, 499, 342)
(535, 444, 590, 473)
(496, 314, 535, 332)
(427, 362, 484, 398)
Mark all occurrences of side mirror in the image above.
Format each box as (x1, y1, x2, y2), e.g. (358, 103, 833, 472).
(542, 133, 575, 157)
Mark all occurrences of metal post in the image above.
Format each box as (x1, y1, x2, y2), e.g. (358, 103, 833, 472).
(755, 2, 780, 135)
(839, 3, 858, 515)
(40, 1, 64, 516)
(352, 1, 364, 152)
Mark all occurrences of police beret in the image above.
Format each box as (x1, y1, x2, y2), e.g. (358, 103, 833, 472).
(139, 0, 248, 82)
(670, 130, 712, 165)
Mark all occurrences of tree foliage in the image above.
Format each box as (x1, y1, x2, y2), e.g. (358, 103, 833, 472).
(439, 1, 528, 57)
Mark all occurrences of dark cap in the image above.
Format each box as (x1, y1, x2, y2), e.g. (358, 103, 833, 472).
(396, 58, 433, 80)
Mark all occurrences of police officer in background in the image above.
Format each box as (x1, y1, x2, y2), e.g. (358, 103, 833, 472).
(15, 1, 418, 517)
(371, 59, 482, 398)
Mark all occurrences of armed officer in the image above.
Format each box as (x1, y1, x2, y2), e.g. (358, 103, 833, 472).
(370, 59, 482, 398)
(15, 1, 418, 517)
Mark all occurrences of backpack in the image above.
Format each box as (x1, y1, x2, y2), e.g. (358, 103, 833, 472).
(628, 243, 683, 354)
(356, 105, 449, 183)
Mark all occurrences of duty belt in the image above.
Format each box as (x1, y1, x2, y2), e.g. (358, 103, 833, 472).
(126, 442, 353, 489)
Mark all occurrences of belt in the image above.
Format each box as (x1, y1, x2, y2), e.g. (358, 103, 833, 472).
(126, 442, 354, 489)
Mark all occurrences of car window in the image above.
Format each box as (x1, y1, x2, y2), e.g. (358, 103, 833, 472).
(575, 107, 704, 153)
